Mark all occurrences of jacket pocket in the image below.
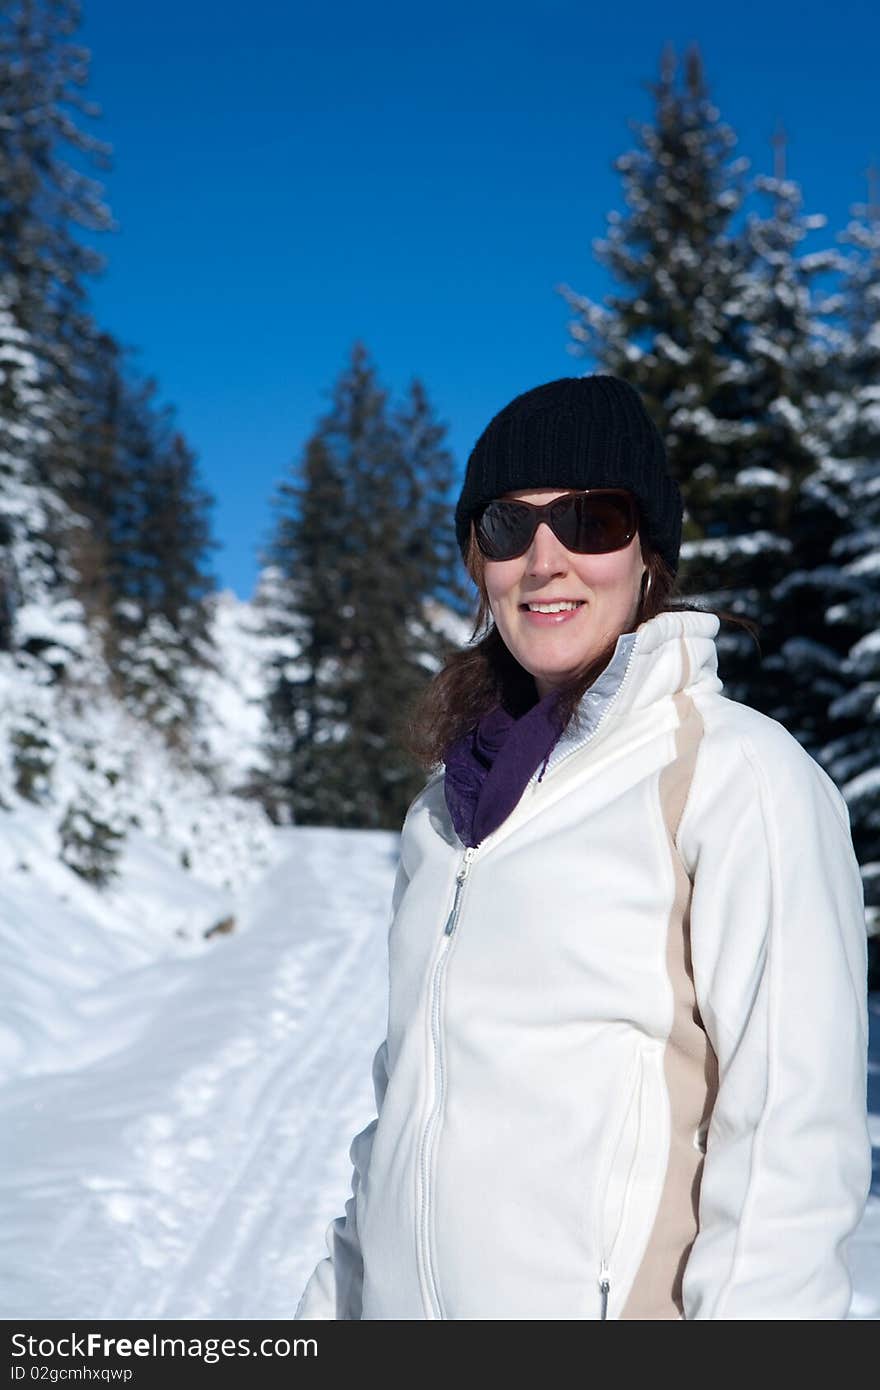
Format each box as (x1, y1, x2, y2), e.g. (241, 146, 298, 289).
(592, 1044, 646, 1319)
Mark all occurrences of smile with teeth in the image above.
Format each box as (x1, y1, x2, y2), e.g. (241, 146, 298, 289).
(522, 600, 585, 613)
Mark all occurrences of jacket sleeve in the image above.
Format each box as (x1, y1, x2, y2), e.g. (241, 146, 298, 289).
(293, 1036, 391, 1319)
(676, 726, 872, 1320)
(294, 852, 410, 1320)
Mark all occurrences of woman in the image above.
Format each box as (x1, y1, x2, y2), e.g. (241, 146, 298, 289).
(295, 375, 871, 1320)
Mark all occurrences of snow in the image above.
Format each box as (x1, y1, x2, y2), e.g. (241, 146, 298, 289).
(850, 550, 880, 579)
(421, 596, 475, 650)
(198, 588, 279, 790)
(668, 405, 760, 444)
(654, 333, 693, 365)
(735, 466, 791, 490)
(767, 396, 806, 432)
(680, 530, 792, 562)
(843, 763, 880, 803)
(1, 815, 396, 1319)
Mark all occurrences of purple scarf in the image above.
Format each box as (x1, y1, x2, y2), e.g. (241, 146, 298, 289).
(442, 686, 566, 848)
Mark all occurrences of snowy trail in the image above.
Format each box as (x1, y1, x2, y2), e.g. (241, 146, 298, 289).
(1, 823, 878, 1319)
(1, 826, 398, 1320)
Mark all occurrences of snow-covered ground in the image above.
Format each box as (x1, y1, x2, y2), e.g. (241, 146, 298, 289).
(1, 812, 878, 1318)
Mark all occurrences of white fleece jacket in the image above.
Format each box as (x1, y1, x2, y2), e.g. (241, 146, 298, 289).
(294, 608, 871, 1320)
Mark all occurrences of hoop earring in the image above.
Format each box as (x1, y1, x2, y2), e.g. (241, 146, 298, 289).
(642, 570, 652, 601)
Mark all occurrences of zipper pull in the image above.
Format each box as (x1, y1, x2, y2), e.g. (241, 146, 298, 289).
(443, 846, 476, 936)
(457, 846, 476, 880)
(598, 1259, 610, 1320)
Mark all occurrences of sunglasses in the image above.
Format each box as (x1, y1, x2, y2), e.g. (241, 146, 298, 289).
(474, 488, 639, 561)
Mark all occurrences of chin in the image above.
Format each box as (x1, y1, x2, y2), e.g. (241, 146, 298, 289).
(532, 664, 577, 692)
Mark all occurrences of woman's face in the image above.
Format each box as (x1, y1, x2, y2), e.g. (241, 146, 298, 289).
(483, 488, 647, 700)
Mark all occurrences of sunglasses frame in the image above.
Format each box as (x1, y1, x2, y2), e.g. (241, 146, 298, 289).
(473, 487, 640, 561)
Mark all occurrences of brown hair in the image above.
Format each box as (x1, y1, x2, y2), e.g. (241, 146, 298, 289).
(402, 518, 759, 772)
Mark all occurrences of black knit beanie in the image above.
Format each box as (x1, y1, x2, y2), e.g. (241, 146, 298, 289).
(455, 375, 683, 576)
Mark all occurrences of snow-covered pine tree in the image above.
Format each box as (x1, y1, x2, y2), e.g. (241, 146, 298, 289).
(343, 371, 468, 825)
(258, 426, 348, 825)
(709, 154, 858, 736)
(0, 0, 114, 677)
(0, 282, 89, 675)
(817, 184, 880, 971)
(556, 42, 760, 687)
(103, 376, 218, 751)
(392, 377, 472, 626)
(558, 43, 749, 413)
(260, 342, 461, 830)
(0, 0, 114, 372)
(556, 43, 857, 749)
(58, 786, 126, 887)
(61, 329, 129, 634)
(245, 562, 306, 822)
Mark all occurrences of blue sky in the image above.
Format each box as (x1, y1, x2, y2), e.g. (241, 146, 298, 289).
(75, 0, 879, 599)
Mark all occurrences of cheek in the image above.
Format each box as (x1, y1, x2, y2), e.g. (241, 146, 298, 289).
(573, 551, 637, 588)
(484, 560, 522, 607)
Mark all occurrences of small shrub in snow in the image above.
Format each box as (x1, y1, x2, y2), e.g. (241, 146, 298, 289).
(58, 795, 126, 888)
(10, 714, 55, 802)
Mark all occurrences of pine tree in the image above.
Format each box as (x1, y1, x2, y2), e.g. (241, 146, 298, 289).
(246, 562, 306, 821)
(392, 377, 472, 623)
(556, 41, 761, 689)
(104, 375, 218, 746)
(819, 182, 880, 901)
(58, 789, 126, 887)
(707, 153, 856, 732)
(259, 342, 462, 829)
(0, 0, 114, 379)
(0, 281, 86, 672)
(261, 426, 350, 823)
(61, 329, 129, 633)
(556, 45, 857, 742)
(0, 0, 114, 673)
(557, 42, 749, 463)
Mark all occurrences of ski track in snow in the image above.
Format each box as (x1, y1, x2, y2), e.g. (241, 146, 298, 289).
(1, 826, 878, 1320)
(1, 826, 397, 1320)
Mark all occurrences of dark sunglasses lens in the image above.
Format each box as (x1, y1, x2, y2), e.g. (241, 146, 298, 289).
(476, 501, 535, 559)
(477, 492, 636, 559)
(554, 493, 635, 552)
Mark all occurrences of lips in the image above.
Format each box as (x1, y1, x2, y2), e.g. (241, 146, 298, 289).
(520, 602, 586, 626)
(518, 600, 586, 611)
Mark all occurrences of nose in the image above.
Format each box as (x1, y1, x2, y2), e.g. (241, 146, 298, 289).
(525, 520, 570, 577)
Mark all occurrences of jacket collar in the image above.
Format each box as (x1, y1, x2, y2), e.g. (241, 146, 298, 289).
(611, 607, 722, 717)
(537, 607, 722, 780)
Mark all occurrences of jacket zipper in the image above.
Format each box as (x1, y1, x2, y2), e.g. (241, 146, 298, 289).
(595, 1048, 645, 1320)
(444, 846, 477, 935)
(418, 630, 645, 1318)
(598, 1260, 611, 1320)
(418, 843, 478, 1317)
